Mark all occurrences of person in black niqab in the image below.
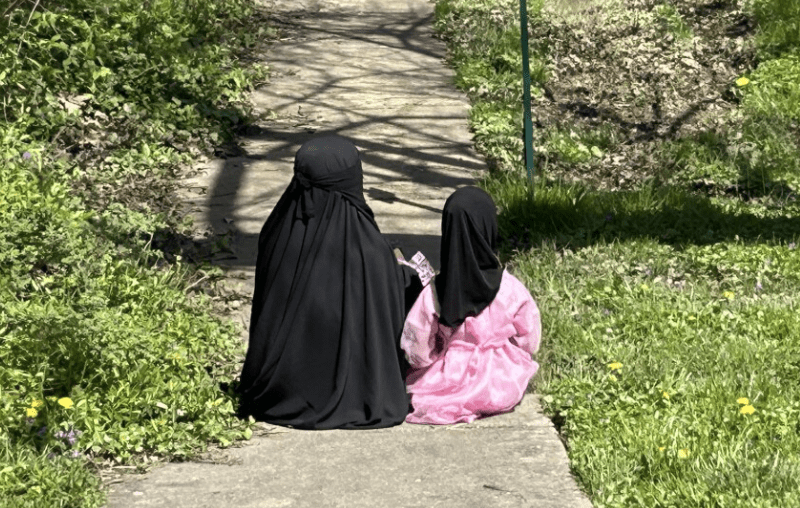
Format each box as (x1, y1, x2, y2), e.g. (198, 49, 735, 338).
(435, 186, 503, 327)
(238, 135, 414, 429)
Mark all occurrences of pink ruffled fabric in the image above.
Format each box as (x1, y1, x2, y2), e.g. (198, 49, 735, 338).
(401, 270, 541, 424)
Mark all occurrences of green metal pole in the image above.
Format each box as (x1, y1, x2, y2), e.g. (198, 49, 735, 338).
(519, 0, 535, 194)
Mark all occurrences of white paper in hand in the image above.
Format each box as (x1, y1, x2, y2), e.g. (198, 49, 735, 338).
(408, 251, 435, 287)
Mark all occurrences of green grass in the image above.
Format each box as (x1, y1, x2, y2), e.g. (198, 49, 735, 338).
(436, 0, 800, 505)
(435, 0, 547, 169)
(750, 0, 800, 59)
(654, 3, 693, 40)
(0, 0, 268, 505)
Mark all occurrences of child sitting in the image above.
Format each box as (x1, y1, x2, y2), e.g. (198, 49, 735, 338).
(401, 186, 541, 424)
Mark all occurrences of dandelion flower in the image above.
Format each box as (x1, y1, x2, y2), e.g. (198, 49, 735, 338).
(640, 284, 649, 291)
(25, 407, 38, 418)
(609, 374, 618, 382)
(31, 399, 43, 408)
(735, 77, 750, 87)
(608, 362, 623, 370)
(662, 391, 670, 399)
(658, 446, 665, 452)
(57, 397, 74, 409)
(740, 404, 756, 415)
(737, 397, 749, 405)
(678, 448, 689, 458)
(723, 291, 735, 300)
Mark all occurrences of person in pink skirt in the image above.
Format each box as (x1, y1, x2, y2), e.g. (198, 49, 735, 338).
(401, 186, 541, 425)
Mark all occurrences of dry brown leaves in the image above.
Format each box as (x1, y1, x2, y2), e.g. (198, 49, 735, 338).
(531, 0, 757, 189)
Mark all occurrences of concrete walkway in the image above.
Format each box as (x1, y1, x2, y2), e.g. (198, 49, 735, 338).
(105, 1, 592, 506)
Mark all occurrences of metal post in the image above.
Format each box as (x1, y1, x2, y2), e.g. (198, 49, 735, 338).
(519, 0, 535, 194)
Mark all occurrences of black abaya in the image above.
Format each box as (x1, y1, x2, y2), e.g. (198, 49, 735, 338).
(238, 135, 413, 429)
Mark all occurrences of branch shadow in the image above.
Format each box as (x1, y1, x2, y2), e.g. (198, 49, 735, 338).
(191, 7, 479, 276)
(498, 180, 800, 256)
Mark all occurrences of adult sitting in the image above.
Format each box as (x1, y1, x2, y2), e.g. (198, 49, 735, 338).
(238, 135, 415, 429)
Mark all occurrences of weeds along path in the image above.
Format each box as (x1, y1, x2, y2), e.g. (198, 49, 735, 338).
(106, 0, 592, 507)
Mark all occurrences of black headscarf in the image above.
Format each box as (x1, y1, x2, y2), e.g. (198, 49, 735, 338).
(435, 186, 503, 328)
(238, 135, 412, 429)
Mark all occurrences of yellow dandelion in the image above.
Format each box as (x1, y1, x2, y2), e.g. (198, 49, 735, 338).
(25, 407, 38, 418)
(640, 284, 650, 291)
(740, 404, 756, 415)
(662, 391, 670, 399)
(678, 448, 689, 459)
(658, 446, 665, 452)
(31, 399, 43, 408)
(609, 374, 618, 382)
(723, 291, 735, 300)
(688, 315, 696, 321)
(737, 397, 749, 405)
(607, 362, 623, 371)
(57, 397, 74, 409)
(735, 77, 750, 87)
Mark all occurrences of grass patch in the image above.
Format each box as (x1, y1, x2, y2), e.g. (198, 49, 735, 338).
(1, 0, 271, 505)
(436, 0, 800, 505)
(654, 2, 693, 40)
(435, 0, 547, 169)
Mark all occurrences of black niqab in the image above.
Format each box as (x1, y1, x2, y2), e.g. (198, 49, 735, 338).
(238, 135, 412, 429)
(435, 186, 503, 328)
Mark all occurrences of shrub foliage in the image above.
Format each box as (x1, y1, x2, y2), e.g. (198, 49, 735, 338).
(1, 0, 267, 506)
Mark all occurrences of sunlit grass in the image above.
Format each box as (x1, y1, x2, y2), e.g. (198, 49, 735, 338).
(491, 174, 800, 506)
(436, 0, 800, 503)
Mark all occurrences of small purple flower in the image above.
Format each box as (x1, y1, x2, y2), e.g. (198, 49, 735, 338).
(55, 428, 82, 445)
(69, 450, 82, 459)
(755, 282, 763, 291)
(66, 429, 82, 446)
(645, 268, 653, 276)
(605, 213, 614, 222)
(22, 151, 31, 160)
(37, 426, 48, 437)
(602, 308, 611, 316)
